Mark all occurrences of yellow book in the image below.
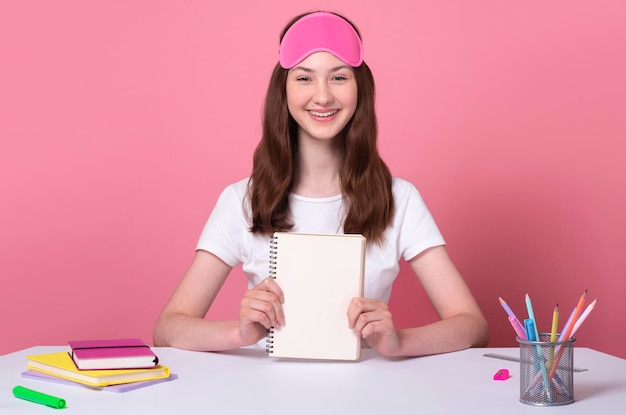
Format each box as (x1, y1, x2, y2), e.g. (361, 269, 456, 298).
(26, 352, 170, 387)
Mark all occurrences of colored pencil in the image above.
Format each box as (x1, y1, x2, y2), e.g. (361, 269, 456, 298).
(571, 298, 597, 338)
(549, 290, 587, 380)
(548, 304, 559, 369)
(499, 296, 525, 338)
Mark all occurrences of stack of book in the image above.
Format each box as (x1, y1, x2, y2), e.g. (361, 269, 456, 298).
(22, 338, 176, 392)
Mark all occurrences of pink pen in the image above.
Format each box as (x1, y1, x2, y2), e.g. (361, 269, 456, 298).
(509, 315, 527, 340)
(499, 296, 525, 339)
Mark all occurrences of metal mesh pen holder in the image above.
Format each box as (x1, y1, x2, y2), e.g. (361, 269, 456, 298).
(518, 333, 575, 406)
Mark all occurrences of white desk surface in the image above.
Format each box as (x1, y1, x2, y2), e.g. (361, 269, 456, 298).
(1, 346, 625, 414)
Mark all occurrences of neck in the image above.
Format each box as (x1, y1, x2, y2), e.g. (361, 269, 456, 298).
(292, 137, 343, 198)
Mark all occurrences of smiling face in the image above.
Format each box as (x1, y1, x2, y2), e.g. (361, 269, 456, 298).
(286, 52, 358, 144)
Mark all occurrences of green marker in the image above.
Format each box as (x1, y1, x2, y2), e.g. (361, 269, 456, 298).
(12, 386, 66, 409)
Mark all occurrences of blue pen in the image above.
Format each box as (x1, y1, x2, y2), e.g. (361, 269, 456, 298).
(524, 318, 552, 402)
(524, 318, 537, 342)
(526, 293, 553, 397)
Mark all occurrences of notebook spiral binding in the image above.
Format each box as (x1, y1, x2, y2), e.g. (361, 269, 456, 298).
(268, 234, 278, 280)
(266, 234, 278, 354)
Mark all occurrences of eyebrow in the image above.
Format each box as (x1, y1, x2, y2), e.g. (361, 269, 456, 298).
(290, 65, 352, 74)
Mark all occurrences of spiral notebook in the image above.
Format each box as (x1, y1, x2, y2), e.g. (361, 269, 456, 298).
(266, 232, 366, 360)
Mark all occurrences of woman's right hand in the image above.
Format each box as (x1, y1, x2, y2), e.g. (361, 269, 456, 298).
(239, 278, 285, 345)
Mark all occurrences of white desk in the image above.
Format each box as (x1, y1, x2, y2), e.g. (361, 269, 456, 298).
(1, 346, 625, 414)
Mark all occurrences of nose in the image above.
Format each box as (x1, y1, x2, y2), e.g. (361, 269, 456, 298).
(313, 81, 333, 105)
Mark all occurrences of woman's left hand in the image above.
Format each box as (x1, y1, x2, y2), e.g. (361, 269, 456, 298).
(347, 297, 400, 356)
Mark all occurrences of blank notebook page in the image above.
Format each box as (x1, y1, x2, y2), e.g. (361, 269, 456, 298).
(267, 232, 365, 360)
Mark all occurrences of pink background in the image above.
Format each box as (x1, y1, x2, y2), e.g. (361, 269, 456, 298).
(1, 1, 625, 358)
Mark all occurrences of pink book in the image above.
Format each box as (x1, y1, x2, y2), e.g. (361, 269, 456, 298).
(68, 338, 159, 370)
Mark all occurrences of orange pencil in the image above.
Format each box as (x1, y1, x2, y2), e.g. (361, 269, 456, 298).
(549, 290, 587, 380)
(563, 289, 587, 340)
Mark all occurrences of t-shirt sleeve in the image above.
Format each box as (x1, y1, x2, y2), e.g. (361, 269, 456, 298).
(396, 180, 446, 262)
(195, 182, 250, 267)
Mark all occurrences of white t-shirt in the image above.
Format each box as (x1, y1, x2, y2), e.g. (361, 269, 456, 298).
(196, 176, 445, 303)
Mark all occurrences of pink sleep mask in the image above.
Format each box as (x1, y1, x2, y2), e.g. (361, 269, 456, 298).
(279, 12, 364, 69)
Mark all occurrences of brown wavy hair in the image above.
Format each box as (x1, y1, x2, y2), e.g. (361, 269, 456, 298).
(248, 11, 394, 244)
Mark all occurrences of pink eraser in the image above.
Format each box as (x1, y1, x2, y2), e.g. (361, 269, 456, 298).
(493, 369, 510, 380)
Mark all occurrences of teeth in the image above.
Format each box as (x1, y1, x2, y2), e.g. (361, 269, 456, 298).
(310, 110, 337, 117)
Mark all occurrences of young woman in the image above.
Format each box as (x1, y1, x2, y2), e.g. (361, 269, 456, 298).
(153, 11, 488, 357)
